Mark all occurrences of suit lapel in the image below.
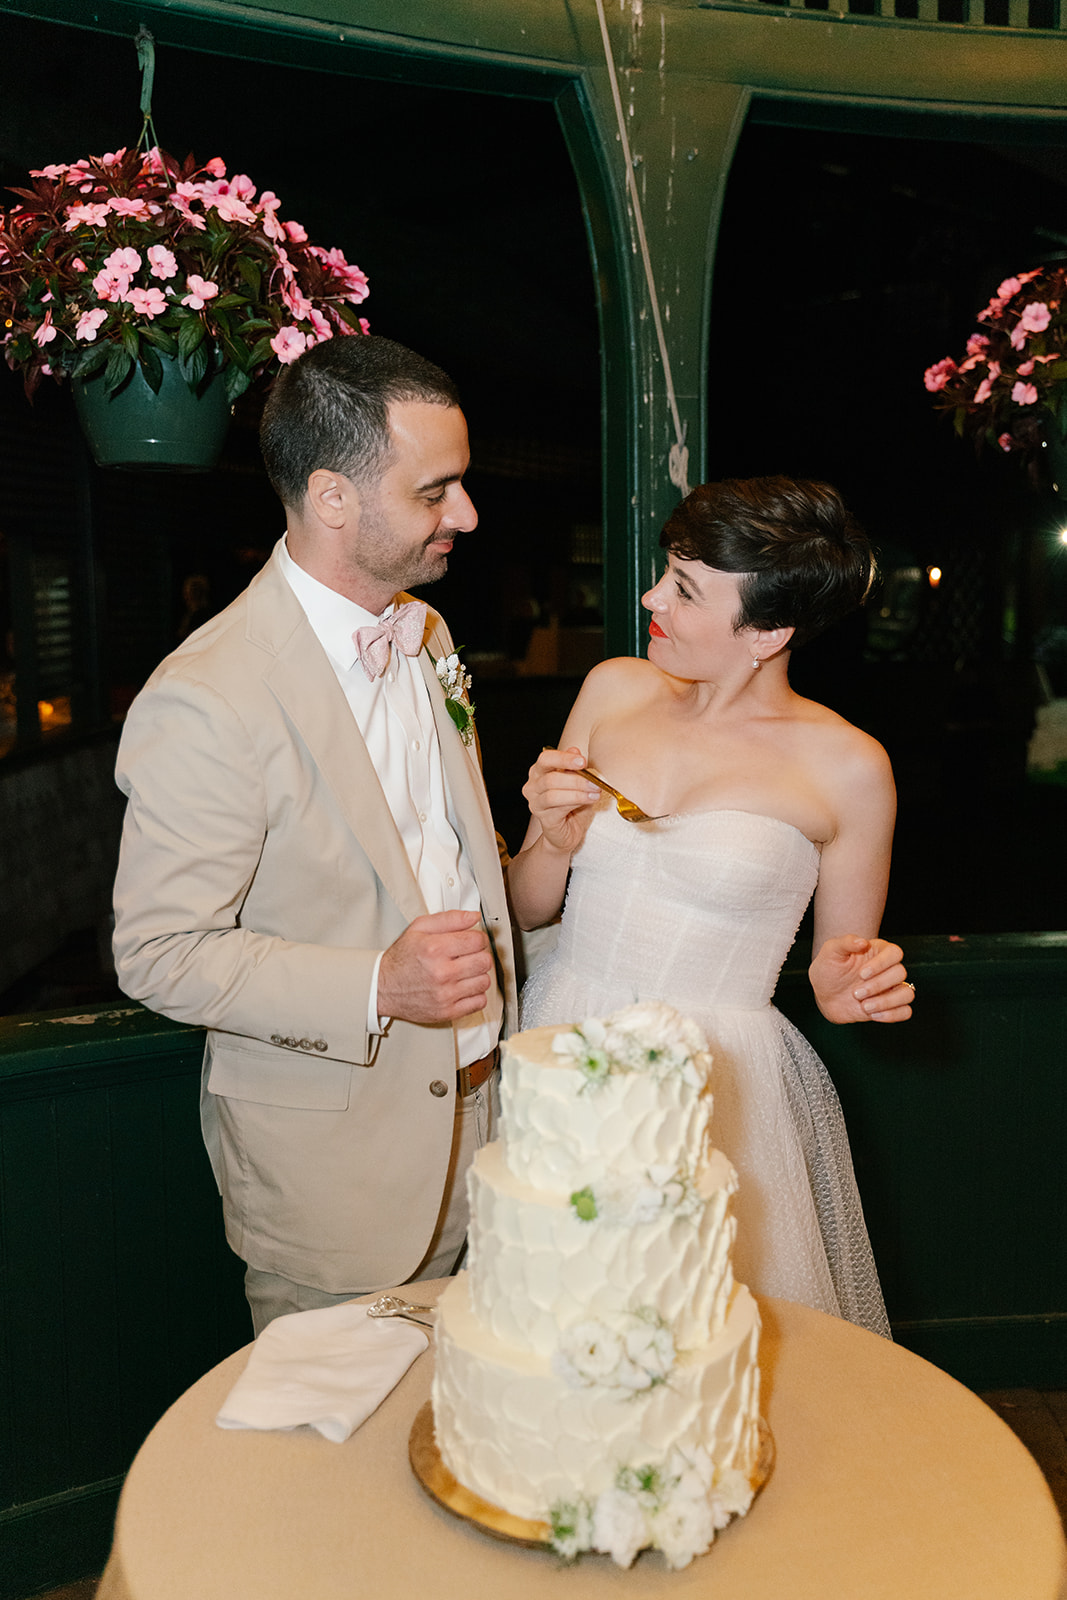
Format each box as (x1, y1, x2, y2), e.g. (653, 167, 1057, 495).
(251, 555, 426, 925)
(418, 646, 497, 884)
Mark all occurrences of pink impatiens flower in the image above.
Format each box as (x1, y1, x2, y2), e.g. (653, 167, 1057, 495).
(270, 325, 308, 363)
(63, 202, 111, 231)
(973, 377, 994, 405)
(181, 274, 219, 310)
(284, 219, 308, 244)
(104, 247, 142, 275)
(1019, 301, 1051, 334)
(108, 197, 152, 219)
(209, 190, 257, 226)
(33, 310, 57, 346)
(125, 286, 167, 318)
(75, 307, 108, 341)
(205, 157, 227, 178)
(1011, 381, 1039, 405)
(93, 268, 131, 302)
(999, 433, 1015, 452)
(966, 333, 990, 357)
(924, 357, 958, 393)
(147, 245, 178, 280)
(280, 278, 314, 321)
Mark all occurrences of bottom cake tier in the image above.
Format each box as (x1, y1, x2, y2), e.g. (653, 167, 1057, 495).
(432, 1273, 762, 1526)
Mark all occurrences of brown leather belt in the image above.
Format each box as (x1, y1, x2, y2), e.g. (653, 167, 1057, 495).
(457, 1046, 499, 1097)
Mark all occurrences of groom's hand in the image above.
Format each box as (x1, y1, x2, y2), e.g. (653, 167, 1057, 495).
(378, 909, 493, 1024)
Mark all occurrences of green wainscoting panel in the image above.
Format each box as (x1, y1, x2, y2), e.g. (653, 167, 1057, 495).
(776, 933, 1067, 1391)
(0, 1003, 248, 1599)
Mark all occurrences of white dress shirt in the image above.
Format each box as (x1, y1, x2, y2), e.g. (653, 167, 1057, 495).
(279, 540, 500, 1067)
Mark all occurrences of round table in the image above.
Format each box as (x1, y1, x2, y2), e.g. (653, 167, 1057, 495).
(98, 1286, 1066, 1600)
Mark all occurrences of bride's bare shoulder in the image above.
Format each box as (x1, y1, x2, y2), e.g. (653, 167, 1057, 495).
(578, 655, 665, 709)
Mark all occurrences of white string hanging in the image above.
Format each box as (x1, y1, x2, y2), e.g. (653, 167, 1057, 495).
(593, 0, 690, 498)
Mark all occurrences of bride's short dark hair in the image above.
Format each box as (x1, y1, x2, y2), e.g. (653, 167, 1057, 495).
(660, 476, 876, 648)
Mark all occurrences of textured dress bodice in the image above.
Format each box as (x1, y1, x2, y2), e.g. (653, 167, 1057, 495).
(521, 806, 889, 1337)
(538, 807, 819, 1014)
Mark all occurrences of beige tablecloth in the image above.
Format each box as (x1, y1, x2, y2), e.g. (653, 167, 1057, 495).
(98, 1285, 1067, 1600)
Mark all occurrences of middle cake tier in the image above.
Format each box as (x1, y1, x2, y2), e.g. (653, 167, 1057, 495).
(465, 1139, 739, 1358)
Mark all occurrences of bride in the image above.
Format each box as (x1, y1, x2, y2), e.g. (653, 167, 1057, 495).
(508, 476, 913, 1337)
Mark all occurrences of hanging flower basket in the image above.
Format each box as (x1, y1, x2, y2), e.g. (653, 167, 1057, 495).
(924, 266, 1067, 495)
(0, 145, 371, 469)
(72, 351, 231, 471)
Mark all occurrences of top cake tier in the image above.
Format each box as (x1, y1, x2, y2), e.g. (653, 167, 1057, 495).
(500, 1017, 713, 1195)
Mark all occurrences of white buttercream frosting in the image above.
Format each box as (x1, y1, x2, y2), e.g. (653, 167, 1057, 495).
(500, 1022, 714, 1194)
(431, 1007, 763, 1568)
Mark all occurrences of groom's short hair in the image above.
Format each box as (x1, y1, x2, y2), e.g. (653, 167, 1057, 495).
(260, 334, 460, 507)
(660, 475, 876, 648)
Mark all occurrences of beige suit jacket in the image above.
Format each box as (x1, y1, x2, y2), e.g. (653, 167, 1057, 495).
(113, 541, 516, 1292)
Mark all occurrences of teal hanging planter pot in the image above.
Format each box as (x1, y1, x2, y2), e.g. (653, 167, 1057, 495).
(72, 354, 231, 472)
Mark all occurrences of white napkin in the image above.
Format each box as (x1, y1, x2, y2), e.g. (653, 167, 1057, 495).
(216, 1301, 429, 1442)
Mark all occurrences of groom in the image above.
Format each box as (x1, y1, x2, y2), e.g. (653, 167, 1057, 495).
(112, 334, 516, 1333)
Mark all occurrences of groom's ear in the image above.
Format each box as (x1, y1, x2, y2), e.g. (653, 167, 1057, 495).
(307, 468, 358, 530)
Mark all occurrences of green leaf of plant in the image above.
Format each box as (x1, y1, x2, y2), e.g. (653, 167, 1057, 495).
(73, 344, 109, 380)
(177, 316, 206, 363)
(141, 324, 178, 357)
(224, 365, 252, 405)
(248, 335, 275, 367)
(102, 344, 134, 396)
(179, 340, 209, 388)
(120, 322, 140, 359)
(211, 293, 248, 312)
(237, 257, 262, 299)
(139, 343, 164, 394)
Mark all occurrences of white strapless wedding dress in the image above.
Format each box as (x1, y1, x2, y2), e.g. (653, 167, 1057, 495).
(520, 806, 890, 1337)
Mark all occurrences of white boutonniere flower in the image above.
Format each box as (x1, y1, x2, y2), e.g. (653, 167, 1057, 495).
(431, 648, 476, 746)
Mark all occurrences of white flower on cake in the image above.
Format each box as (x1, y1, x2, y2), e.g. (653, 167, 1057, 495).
(569, 1161, 705, 1226)
(552, 1308, 675, 1393)
(552, 1002, 711, 1090)
(549, 1445, 744, 1569)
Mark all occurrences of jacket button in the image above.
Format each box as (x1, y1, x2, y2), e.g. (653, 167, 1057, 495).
(429, 1079, 449, 1097)
(270, 1034, 283, 1045)
(299, 1038, 313, 1050)
(314, 1040, 328, 1052)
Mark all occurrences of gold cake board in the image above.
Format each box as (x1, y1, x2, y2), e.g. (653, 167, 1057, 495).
(409, 1401, 775, 1553)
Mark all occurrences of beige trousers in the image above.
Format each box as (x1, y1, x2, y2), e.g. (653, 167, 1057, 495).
(243, 1078, 496, 1337)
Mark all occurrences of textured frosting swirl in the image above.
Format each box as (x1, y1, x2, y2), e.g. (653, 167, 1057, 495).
(465, 1140, 737, 1357)
(433, 1274, 762, 1523)
(500, 1024, 713, 1193)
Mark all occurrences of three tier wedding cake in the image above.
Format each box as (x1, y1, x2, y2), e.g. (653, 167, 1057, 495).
(430, 1003, 764, 1569)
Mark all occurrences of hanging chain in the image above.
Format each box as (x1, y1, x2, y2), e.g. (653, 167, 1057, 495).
(133, 26, 172, 188)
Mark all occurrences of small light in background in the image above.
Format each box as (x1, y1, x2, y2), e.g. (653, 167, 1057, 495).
(1059, 528, 1067, 547)
(926, 565, 942, 588)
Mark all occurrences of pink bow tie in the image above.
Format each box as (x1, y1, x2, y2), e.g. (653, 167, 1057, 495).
(353, 600, 427, 681)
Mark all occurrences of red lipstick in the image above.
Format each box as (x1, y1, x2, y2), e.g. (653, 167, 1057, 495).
(649, 618, 667, 639)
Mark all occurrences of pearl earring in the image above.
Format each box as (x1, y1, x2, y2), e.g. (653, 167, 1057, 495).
(751, 655, 761, 671)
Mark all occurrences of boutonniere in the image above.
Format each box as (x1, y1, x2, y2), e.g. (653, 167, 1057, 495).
(431, 648, 476, 746)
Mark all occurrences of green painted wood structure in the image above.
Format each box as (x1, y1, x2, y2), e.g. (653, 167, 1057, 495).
(2, 935, 1065, 1594)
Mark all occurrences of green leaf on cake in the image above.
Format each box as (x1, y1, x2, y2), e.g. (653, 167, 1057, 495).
(570, 1186, 598, 1221)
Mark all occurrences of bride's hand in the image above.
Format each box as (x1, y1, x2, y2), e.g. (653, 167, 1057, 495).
(809, 935, 914, 1024)
(522, 746, 603, 855)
